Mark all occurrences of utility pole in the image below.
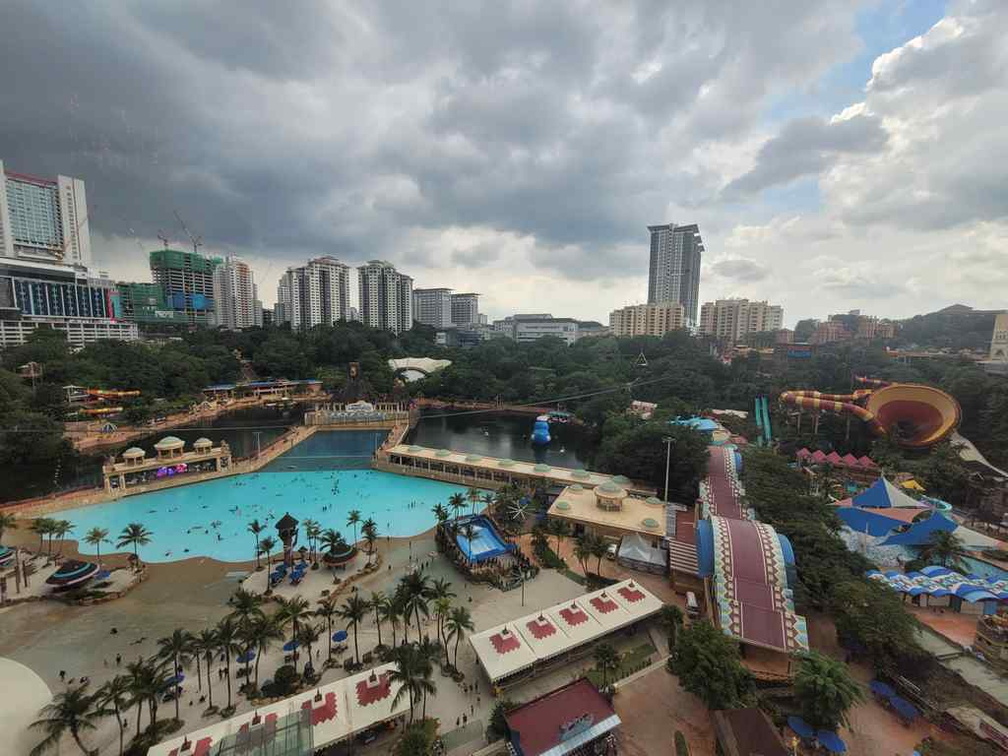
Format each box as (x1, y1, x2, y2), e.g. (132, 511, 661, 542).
(663, 436, 674, 502)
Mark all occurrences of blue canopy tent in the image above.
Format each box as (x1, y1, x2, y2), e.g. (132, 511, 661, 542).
(881, 513, 957, 547)
(852, 478, 924, 509)
(332, 630, 348, 643)
(237, 651, 256, 664)
(869, 680, 895, 698)
(835, 507, 906, 537)
(282, 640, 299, 652)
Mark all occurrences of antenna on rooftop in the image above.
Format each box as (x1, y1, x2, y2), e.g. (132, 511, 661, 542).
(173, 210, 203, 255)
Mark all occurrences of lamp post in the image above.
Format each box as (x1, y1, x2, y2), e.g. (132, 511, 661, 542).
(663, 436, 674, 502)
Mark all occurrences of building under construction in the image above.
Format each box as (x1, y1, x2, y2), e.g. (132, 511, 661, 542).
(149, 248, 221, 324)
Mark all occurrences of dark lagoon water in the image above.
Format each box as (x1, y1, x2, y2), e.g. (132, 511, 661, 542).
(406, 409, 596, 467)
(5, 405, 305, 502)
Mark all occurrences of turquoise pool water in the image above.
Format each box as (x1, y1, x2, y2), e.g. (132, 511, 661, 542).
(61, 469, 467, 563)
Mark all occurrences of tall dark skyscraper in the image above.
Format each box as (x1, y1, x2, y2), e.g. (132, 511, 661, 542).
(647, 223, 703, 326)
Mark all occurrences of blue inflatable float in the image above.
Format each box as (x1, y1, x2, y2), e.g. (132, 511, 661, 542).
(531, 415, 551, 445)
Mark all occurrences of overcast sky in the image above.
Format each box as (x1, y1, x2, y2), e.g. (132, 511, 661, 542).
(2, 0, 1005, 325)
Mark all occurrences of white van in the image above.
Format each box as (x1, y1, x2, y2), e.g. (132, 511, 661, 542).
(685, 591, 700, 620)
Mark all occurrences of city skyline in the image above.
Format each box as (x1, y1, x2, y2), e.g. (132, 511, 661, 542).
(1, 3, 1004, 326)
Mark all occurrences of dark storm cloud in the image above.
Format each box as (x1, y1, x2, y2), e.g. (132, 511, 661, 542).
(0, 0, 867, 280)
(721, 114, 888, 199)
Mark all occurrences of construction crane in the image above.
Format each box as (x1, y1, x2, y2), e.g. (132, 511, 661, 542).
(173, 210, 203, 256)
(156, 231, 171, 251)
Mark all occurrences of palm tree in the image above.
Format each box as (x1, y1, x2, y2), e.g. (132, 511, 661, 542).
(302, 518, 321, 564)
(83, 527, 109, 565)
(550, 519, 569, 556)
(319, 528, 347, 562)
(445, 606, 475, 668)
(923, 530, 967, 570)
(381, 594, 402, 648)
(316, 596, 339, 661)
(482, 492, 495, 517)
(116, 523, 153, 569)
(415, 639, 440, 720)
(156, 629, 194, 722)
(98, 675, 131, 756)
(296, 622, 322, 677)
(215, 618, 242, 711)
(276, 595, 312, 672)
(361, 518, 378, 560)
(400, 570, 433, 638)
(347, 509, 362, 547)
(258, 536, 277, 593)
(54, 520, 73, 557)
(448, 492, 466, 523)
(794, 651, 865, 729)
(247, 520, 265, 568)
(228, 587, 263, 627)
(29, 685, 104, 756)
(658, 604, 684, 651)
(0, 511, 17, 544)
(370, 591, 389, 647)
(389, 644, 426, 725)
(431, 503, 449, 526)
(194, 628, 219, 710)
(125, 657, 171, 736)
(338, 593, 369, 664)
(30, 517, 54, 555)
(590, 535, 607, 576)
(460, 522, 477, 562)
(573, 536, 592, 574)
(466, 487, 482, 517)
(593, 642, 620, 688)
(244, 613, 282, 690)
(430, 577, 456, 653)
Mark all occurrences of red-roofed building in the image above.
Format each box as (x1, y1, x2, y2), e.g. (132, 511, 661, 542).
(505, 678, 620, 756)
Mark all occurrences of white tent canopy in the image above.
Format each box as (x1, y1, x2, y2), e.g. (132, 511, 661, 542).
(617, 532, 666, 568)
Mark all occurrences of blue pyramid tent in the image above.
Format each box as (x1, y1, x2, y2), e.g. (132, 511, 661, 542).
(852, 478, 925, 510)
(835, 507, 906, 537)
(881, 512, 957, 547)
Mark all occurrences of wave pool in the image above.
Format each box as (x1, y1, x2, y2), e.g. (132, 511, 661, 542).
(61, 468, 467, 563)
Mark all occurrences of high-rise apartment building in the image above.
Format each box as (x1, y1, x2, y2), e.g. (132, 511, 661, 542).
(212, 257, 257, 330)
(0, 161, 135, 346)
(647, 223, 703, 326)
(412, 288, 453, 328)
(450, 293, 479, 327)
(0, 160, 92, 268)
(275, 256, 351, 330)
(699, 298, 784, 343)
(149, 248, 220, 325)
(609, 302, 686, 337)
(358, 260, 413, 334)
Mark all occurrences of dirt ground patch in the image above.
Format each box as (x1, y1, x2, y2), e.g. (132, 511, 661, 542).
(614, 666, 714, 756)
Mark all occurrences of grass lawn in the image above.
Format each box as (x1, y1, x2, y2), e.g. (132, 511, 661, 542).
(586, 639, 657, 687)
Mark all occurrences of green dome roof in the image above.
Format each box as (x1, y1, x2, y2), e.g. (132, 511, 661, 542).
(408, 445, 423, 452)
(597, 482, 623, 495)
(465, 454, 482, 462)
(498, 459, 515, 467)
(569, 483, 583, 492)
(641, 517, 660, 529)
(612, 475, 631, 485)
(533, 464, 551, 472)
(554, 501, 571, 510)
(154, 436, 184, 450)
(645, 496, 664, 506)
(435, 449, 452, 457)
(122, 447, 145, 458)
(571, 470, 590, 479)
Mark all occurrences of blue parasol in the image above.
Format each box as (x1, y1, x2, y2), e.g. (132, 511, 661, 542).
(95, 570, 111, 580)
(165, 673, 184, 687)
(888, 695, 919, 722)
(283, 640, 299, 652)
(237, 651, 256, 663)
(816, 730, 847, 753)
(332, 630, 348, 643)
(786, 716, 815, 739)
(869, 680, 895, 697)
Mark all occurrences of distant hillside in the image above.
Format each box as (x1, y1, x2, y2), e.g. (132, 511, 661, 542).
(896, 306, 999, 351)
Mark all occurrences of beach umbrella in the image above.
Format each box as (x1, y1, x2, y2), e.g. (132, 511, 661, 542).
(869, 680, 895, 698)
(283, 640, 300, 652)
(332, 630, 348, 643)
(165, 673, 184, 687)
(816, 731, 847, 753)
(237, 651, 256, 664)
(786, 716, 815, 739)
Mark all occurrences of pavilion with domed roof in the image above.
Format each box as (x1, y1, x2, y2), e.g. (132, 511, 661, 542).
(102, 435, 232, 492)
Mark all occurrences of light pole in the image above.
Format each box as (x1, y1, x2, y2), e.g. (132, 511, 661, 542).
(662, 436, 674, 502)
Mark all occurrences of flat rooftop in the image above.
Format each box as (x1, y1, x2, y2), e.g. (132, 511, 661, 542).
(548, 484, 667, 538)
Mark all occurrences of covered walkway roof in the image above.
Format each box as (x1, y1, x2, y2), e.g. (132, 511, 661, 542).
(146, 664, 408, 756)
(469, 579, 663, 683)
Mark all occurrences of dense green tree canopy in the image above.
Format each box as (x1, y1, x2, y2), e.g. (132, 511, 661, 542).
(670, 621, 752, 710)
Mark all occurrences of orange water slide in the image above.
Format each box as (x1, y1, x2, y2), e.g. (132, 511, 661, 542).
(86, 388, 141, 398)
(780, 379, 961, 449)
